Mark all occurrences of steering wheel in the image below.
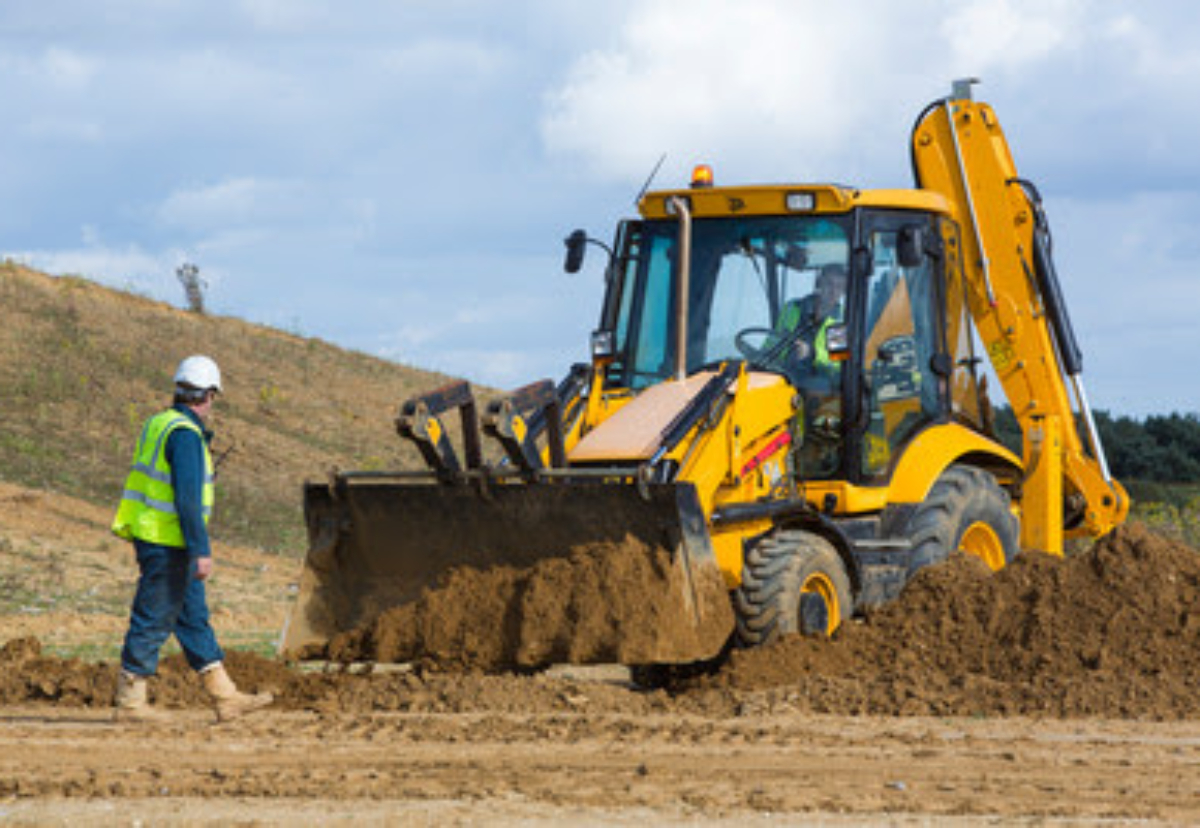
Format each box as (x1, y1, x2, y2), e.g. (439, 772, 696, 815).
(736, 326, 816, 367)
(734, 327, 776, 361)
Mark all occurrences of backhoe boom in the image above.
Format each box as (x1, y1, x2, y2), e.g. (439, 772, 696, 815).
(911, 83, 1128, 552)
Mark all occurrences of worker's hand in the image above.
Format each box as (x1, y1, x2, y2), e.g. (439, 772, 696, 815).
(194, 556, 213, 581)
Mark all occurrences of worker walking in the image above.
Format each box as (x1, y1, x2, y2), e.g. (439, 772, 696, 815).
(111, 355, 272, 723)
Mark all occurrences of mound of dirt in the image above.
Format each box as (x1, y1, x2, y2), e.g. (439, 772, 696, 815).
(0, 636, 42, 663)
(704, 522, 1200, 718)
(4, 523, 1199, 720)
(320, 535, 731, 670)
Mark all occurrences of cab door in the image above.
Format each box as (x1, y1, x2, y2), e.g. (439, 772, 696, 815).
(853, 211, 949, 481)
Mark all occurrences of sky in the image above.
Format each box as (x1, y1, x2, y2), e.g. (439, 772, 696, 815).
(2, 0, 1199, 417)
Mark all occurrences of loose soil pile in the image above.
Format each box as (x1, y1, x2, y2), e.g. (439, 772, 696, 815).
(701, 522, 1200, 718)
(3, 523, 1198, 720)
(318, 535, 731, 670)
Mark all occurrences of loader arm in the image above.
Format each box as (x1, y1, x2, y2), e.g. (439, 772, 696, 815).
(652, 366, 801, 583)
(911, 83, 1128, 553)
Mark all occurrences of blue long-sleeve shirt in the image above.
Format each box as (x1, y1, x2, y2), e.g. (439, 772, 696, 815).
(164, 404, 213, 560)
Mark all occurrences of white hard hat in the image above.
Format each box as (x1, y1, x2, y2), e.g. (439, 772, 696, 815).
(174, 355, 222, 393)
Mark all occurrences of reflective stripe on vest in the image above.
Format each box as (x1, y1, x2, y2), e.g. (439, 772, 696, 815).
(111, 410, 214, 547)
(813, 316, 835, 369)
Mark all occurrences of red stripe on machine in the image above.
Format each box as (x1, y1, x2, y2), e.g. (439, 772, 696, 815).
(741, 431, 792, 477)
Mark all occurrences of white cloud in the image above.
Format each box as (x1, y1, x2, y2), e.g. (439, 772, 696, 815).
(1102, 12, 1200, 83)
(140, 50, 295, 118)
(235, 0, 332, 32)
(539, 0, 1182, 188)
(542, 0, 906, 182)
(941, 0, 1083, 71)
(23, 118, 103, 142)
(35, 46, 97, 89)
(157, 177, 312, 233)
(377, 38, 509, 81)
(9, 243, 185, 301)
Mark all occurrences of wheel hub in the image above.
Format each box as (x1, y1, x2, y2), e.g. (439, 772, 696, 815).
(798, 573, 841, 635)
(960, 521, 1006, 571)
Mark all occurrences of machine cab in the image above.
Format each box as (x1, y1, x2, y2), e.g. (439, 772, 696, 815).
(593, 180, 989, 487)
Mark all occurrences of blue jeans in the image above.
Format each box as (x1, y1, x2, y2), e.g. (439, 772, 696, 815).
(120, 540, 224, 676)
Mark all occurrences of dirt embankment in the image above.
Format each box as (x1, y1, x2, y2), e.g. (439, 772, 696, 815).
(3, 522, 1198, 721)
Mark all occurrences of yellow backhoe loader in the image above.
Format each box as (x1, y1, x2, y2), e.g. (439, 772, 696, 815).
(282, 80, 1128, 665)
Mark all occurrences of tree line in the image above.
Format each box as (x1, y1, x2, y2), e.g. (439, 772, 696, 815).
(991, 409, 1200, 484)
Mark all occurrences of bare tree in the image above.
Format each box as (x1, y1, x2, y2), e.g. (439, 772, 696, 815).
(176, 263, 207, 314)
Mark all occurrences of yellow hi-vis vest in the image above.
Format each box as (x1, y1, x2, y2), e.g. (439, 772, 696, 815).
(111, 410, 214, 547)
(774, 302, 838, 371)
(813, 316, 836, 370)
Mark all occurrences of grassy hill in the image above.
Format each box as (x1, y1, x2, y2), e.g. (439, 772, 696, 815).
(0, 262, 459, 555)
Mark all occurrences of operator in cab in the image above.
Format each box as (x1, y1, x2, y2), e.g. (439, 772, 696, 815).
(779, 262, 847, 375)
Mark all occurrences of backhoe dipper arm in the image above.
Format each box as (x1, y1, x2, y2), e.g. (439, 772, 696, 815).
(911, 82, 1128, 553)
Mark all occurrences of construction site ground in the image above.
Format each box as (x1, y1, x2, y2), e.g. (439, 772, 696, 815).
(4, 704, 1198, 825)
(3, 482, 1200, 825)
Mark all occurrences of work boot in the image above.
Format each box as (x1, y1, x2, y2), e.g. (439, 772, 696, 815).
(200, 663, 273, 722)
(113, 670, 167, 723)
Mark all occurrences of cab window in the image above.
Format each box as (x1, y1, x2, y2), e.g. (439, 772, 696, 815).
(861, 223, 942, 478)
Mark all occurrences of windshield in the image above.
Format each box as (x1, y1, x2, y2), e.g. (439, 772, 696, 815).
(609, 215, 852, 388)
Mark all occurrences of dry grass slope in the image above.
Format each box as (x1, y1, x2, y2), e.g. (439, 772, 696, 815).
(0, 262, 459, 555)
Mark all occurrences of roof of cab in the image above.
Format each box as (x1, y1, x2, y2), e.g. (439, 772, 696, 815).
(637, 183, 952, 220)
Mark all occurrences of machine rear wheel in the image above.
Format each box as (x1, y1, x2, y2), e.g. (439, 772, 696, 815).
(906, 464, 1019, 575)
(734, 531, 853, 646)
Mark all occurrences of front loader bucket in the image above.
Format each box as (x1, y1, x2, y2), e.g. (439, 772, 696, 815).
(281, 475, 734, 668)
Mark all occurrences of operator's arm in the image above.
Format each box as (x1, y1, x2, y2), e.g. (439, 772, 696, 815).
(165, 427, 212, 572)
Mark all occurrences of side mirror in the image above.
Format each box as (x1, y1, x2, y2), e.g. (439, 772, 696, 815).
(897, 225, 925, 268)
(564, 229, 587, 274)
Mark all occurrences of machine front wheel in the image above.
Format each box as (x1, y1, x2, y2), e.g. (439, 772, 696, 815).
(734, 530, 853, 646)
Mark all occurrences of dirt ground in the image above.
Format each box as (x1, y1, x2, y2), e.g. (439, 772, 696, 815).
(3, 705, 1199, 825)
(2, 483, 1200, 824)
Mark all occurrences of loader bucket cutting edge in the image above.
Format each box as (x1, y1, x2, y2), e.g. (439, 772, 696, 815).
(281, 478, 735, 666)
